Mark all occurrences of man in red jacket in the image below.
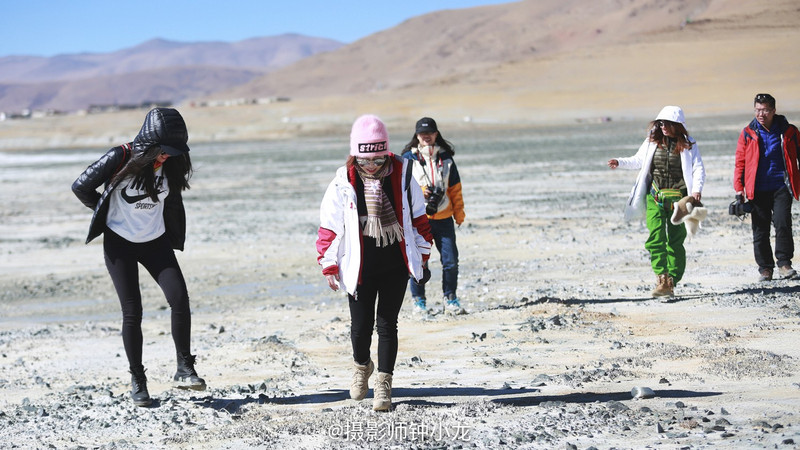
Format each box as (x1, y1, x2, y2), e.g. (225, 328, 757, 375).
(733, 93, 800, 281)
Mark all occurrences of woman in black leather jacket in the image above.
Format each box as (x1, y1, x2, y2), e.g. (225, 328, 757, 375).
(72, 107, 204, 407)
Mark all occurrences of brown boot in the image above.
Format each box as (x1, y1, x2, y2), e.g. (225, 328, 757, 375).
(652, 274, 673, 298)
(662, 276, 675, 301)
(349, 359, 374, 400)
(372, 372, 393, 411)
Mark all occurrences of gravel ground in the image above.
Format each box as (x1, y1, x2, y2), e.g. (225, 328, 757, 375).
(1, 119, 799, 449)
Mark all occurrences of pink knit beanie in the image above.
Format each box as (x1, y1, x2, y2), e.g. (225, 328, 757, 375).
(350, 114, 391, 157)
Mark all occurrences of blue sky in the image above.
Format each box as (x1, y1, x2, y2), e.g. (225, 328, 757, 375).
(0, 0, 513, 57)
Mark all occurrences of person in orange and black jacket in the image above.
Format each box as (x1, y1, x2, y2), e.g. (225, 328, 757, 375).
(402, 117, 466, 316)
(733, 93, 800, 282)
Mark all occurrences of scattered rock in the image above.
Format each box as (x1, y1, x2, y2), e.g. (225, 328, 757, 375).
(631, 386, 655, 399)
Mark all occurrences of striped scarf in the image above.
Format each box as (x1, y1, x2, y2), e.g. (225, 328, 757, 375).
(355, 162, 403, 247)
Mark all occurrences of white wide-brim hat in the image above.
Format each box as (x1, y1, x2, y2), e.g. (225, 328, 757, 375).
(655, 106, 686, 125)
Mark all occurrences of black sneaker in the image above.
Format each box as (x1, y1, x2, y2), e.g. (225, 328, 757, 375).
(173, 353, 207, 391)
(129, 367, 152, 407)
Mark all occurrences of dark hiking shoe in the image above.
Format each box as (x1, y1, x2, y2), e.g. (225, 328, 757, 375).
(778, 265, 797, 279)
(173, 353, 207, 391)
(759, 268, 773, 282)
(130, 367, 152, 407)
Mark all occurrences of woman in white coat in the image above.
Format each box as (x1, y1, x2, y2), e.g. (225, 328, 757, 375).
(608, 106, 705, 298)
(316, 114, 433, 411)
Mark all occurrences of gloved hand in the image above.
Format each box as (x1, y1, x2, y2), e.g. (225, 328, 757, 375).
(419, 265, 431, 285)
(735, 194, 745, 204)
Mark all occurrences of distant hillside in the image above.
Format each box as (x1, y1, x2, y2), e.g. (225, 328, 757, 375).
(211, 0, 800, 117)
(2, 0, 799, 152)
(216, 0, 719, 99)
(0, 34, 343, 112)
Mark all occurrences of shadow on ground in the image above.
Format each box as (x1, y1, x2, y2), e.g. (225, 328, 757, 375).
(187, 387, 721, 412)
(491, 389, 722, 407)
(494, 283, 800, 308)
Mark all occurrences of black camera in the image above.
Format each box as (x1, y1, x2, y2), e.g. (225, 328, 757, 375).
(425, 187, 444, 215)
(728, 194, 753, 218)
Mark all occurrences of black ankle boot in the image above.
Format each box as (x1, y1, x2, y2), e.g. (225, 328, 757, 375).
(129, 366, 152, 407)
(173, 353, 206, 391)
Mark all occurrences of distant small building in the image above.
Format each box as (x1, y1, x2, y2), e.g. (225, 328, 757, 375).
(88, 101, 173, 114)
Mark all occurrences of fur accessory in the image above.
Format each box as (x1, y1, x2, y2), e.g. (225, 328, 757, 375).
(670, 196, 708, 238)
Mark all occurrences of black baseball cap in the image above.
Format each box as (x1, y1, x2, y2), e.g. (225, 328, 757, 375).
(415, 117, 438, 134)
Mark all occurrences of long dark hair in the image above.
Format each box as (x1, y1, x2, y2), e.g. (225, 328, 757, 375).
(648, 120, 692, 155)
(402, 132, 455, 155)
(111, 145, 193, 201)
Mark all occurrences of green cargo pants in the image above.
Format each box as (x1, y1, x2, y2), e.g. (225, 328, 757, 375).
(644, 194, 687, 284)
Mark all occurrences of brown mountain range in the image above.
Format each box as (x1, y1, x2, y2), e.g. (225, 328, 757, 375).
(0, 34, 342, 112)
(213, 0, 800, 124)
(1, 0, 798, 150)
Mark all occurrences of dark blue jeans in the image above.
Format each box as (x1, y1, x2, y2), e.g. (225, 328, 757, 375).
(410, 217, 459, 300)
(751, 186, 794, 270)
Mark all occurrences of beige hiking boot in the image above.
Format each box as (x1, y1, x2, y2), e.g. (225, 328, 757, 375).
(349, 359, 374, 400)
(652, 274, 673, 298)
(372, 372, 393, 411)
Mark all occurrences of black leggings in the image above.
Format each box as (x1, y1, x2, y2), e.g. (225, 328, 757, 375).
(348, 266, 409, 374)
(103, 229, 191, 370)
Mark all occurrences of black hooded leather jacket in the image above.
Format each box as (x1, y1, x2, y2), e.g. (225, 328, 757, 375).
(71, 108, 188, 250)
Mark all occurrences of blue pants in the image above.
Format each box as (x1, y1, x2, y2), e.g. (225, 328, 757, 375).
(410, 217, 459, 300)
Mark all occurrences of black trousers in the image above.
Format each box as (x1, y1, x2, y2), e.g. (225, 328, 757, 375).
(751, 187, 795, 270)
(348, 266, 409, 375)
(103, 229, 192, 370)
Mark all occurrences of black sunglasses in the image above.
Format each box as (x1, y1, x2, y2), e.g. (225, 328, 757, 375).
(356, 156, 387, 167)
(755, 93, 773, 103)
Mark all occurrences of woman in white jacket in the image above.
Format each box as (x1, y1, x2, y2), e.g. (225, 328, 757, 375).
(316, 114, 433, 411)
(608, 106, 705, 298)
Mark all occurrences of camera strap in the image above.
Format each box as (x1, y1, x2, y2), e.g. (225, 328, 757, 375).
(415, 152, 435, 189)
(405, 160, 414, 210)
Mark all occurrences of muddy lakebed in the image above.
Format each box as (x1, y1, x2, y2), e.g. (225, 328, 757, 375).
(1, 114, 799, 449)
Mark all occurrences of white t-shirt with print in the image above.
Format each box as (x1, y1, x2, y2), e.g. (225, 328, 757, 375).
(106, 166, 169, 243)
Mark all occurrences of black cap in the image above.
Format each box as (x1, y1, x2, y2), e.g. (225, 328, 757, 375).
(415, 117, 438, 134)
